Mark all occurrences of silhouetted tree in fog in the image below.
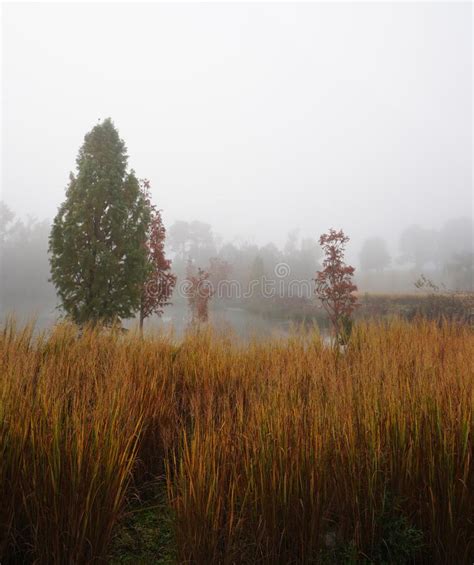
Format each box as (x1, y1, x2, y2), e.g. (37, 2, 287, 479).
(0, 202, 16, 245)
(444, 252, 473, 291)
(168, 220, 216, 266)
(438, 217, 472, 265)
(1, 203, 56, 315)
(359, 236, 391, 272)
(249, 255, 265, 298)
(284, 229, 299, 256)
(208, 257, 232, 299)
(399, 225, 436, 270)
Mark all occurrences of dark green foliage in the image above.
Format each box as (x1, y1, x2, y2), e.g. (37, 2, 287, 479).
(109, 484, 176, 565)
(49, 119, 150, 325)
(320, 506, 424, 564)
(372, 513, 424, 564)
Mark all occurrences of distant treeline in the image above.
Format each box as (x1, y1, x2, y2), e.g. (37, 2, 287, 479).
(0, 201, 472, 324)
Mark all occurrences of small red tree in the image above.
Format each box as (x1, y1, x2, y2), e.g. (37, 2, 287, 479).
(314, 228, 358, 344)
(139, 180, 176, 330)
(186, 261, 214, 324)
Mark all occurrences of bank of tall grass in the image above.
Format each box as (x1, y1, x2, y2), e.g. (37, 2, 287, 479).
(0, 319, 472, 563)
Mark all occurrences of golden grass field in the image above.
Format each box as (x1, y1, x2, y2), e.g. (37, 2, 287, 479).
(0, 319, 473, 564)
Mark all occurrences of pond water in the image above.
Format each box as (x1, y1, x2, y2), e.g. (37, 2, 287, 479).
(142, 304, 330, 342)
(2, 303, 330, 342)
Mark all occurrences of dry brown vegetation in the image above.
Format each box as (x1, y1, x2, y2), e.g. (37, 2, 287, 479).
(0, 318, 473, 563)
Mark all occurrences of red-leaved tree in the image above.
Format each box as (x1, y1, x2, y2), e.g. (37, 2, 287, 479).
(186, 261, 214, 324)
(139, 180, 176, 330)
(314, 229, 358, 344)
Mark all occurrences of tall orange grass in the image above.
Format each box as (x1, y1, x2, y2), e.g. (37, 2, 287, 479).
(0, 318, 472, 563)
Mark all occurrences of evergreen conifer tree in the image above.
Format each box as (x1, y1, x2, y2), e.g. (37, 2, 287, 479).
(49, 118, 150, 325)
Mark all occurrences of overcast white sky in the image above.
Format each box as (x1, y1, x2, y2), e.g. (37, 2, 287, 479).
(1, 1, 472, 252)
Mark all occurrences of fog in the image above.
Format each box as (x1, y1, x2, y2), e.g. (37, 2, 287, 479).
(1, 2, 473, 329)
